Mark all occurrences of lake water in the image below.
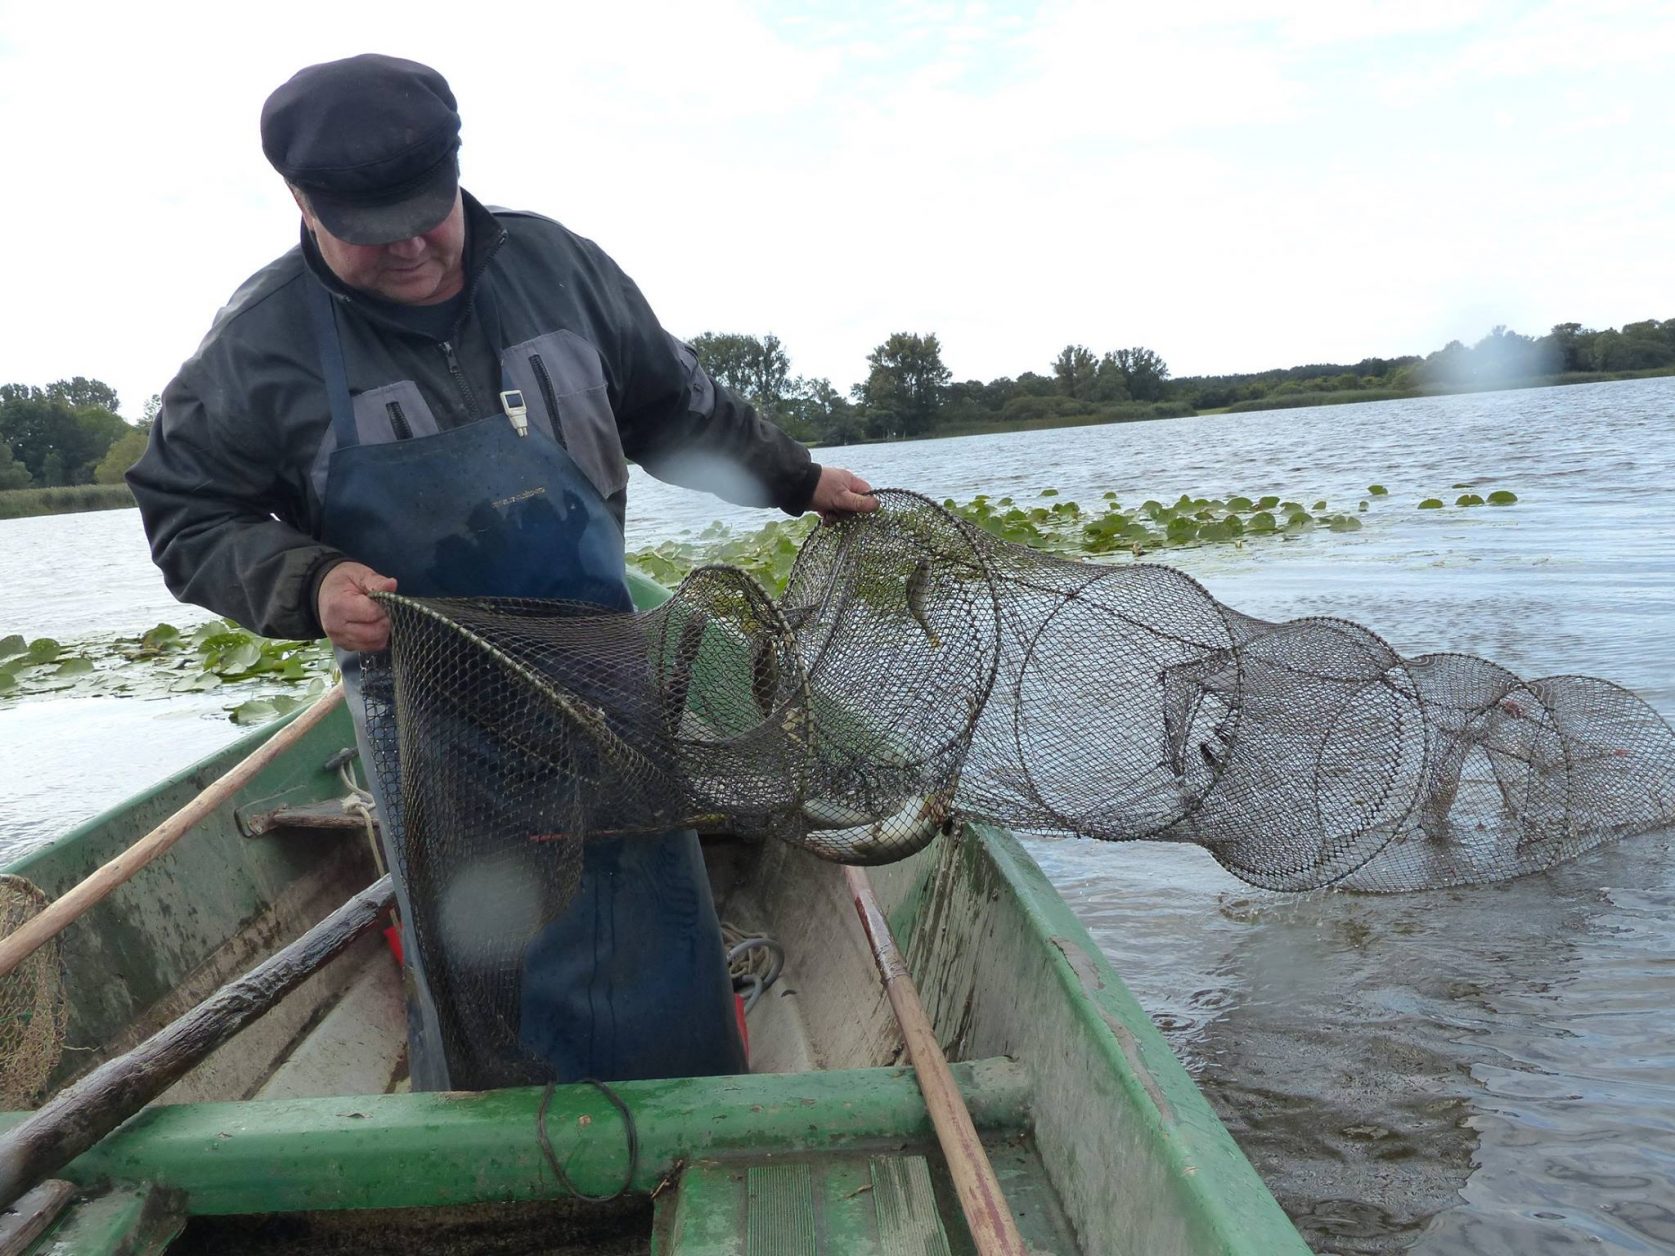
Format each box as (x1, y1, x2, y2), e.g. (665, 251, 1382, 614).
(4, 377, 1674, 1253)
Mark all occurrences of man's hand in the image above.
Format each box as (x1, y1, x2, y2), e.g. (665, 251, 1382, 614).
(809, 466, 878, 524)
(317, 561, 398, 651)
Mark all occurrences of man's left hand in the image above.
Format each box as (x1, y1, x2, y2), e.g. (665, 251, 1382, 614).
(809, 466, 878, 523)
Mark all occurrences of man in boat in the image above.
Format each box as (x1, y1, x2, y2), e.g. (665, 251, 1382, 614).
(127, 53, 876, 1091)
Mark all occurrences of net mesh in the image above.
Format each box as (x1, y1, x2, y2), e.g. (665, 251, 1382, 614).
(363, 489, 1675, 1075)
(0, 875, 67, 1109)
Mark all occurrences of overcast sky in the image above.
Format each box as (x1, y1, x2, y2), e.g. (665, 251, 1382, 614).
(2, 0, 1671, 420)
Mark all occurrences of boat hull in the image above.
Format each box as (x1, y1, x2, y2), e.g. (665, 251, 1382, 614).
(2, 604, 1307, 1251)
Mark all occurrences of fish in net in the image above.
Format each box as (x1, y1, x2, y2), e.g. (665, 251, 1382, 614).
(363, 489, 1675, 1076)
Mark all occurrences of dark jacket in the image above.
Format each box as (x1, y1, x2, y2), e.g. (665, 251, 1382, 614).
(129, 192, 821, 640)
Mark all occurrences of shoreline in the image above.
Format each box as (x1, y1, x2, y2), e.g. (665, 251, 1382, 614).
(0, 484, 135, 522)
(816, 367, 1675, 446)
(5, 370, 1671, 518)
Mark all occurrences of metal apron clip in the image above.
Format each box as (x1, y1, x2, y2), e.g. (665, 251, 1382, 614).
(499, 390, 530, 437)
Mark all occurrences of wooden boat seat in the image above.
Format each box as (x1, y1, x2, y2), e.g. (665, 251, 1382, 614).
(238, 800, 374, 837)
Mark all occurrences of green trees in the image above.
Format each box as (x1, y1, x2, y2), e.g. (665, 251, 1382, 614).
(1546, 323, 1589, 372)
(688, 332, 866, 445)
(47, 377, 122, 413)
(856, 332, 951, 437)
(1587, 321, 1675, 371)
(1045, 346, 1170, 405)
(94, 427, 151, 484)
(0, 439, 30, 490)
(1103, 347, 1170, 402)
(689, 333, 793, 422)
(1052, 345, 1099, 400)
(1422, 326, 1556, 388)
(679, 316, 1672, 446)
(0, 378, 133, 487)
(783, 377, 864, 447)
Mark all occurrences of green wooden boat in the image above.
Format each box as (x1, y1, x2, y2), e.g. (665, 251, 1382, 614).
(0, 575, 1310, 1255)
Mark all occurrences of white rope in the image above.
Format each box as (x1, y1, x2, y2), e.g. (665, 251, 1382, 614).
(339, 762, 387, 880)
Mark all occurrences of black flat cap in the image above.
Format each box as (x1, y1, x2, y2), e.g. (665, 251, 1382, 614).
(261, 54, 461, 245)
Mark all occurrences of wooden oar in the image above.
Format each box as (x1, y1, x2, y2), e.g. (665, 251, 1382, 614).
(0, 684, 345, 983)
(0, 874, 394, 1209)
(843, 864, 1028, 1256)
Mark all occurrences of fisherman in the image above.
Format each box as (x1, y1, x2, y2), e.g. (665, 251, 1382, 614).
(128, 53, 876, 1090)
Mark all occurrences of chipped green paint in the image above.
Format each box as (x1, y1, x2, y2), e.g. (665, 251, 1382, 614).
(903, 826, 1311, 1255)
(0, 1063, 1030, 1218)
(28, 1184, 184, 1256)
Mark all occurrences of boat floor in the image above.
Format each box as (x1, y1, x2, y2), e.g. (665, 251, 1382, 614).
(180, 838, 875, 1102)
(139, 842, 1084, 1255)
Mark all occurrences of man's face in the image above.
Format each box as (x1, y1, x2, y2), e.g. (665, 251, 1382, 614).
(297, 190, 467, 306)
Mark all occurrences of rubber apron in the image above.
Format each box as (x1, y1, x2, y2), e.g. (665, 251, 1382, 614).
(307, 277, 745, 1090)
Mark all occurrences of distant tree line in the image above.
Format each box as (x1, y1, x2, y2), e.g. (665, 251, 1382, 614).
(7, 317, 1672, 496)
(690, 331, 1190, 446)
(0, 380, 157, 491)
(1171, 319, 1675, 411)
(688, 316, 1674, 444)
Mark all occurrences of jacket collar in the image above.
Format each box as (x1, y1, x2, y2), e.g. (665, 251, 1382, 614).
(299, 189, 508, 329)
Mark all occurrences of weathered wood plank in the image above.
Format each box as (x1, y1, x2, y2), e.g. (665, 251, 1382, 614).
(0, 1178, 73, 1255)
(0, 876, 393, 1209)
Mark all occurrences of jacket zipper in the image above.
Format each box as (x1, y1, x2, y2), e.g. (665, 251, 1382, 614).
(385, 401, 413, 441)
(428, 217, 506, 424)
(438, 340, 481, 419)
(530, 354, 567, 448)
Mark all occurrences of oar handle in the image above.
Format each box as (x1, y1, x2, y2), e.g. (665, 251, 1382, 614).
(0, 684, 346, 982)
(844, 863, 1029, 1256)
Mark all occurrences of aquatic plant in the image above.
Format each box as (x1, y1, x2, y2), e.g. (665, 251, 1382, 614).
(0, 620, 333, 723)
(3, 481, 1521, 721)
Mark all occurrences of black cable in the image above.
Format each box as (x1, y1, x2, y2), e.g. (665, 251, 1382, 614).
(535, 1078, 639, 1203)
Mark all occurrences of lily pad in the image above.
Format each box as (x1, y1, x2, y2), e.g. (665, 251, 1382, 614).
(1488, 490, 1518, 505)
(230, 698, 287, 726)
(217, 642, 265, 675)
(1418, 498, 1444, 509)
(0, 635, 25, 660)
(1368, 485, 1388, 496)
(25, 638, 61, 664)
(139, 623, 182, 652)
(169, 672, 224, 693)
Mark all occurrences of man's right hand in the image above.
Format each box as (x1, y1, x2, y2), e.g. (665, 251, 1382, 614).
(316, 561, 398, 651)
